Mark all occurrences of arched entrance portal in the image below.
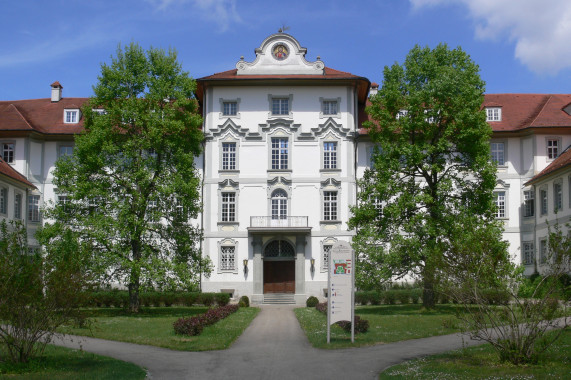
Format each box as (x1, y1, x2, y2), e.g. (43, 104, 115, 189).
(263, 240, 295, 293)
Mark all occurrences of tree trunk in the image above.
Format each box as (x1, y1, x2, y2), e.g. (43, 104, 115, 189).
(422, 277, 435, 309)
(129, 238, 141, 313)
(128, 281, 140, 313)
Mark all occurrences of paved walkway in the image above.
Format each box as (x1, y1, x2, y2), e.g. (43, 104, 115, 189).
(53, 305, 481, 379)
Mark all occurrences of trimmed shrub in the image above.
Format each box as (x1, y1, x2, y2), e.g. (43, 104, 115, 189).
(396, 290, 410, 304)
(410, 289, 422, 304)
(238, 295, 250, 308)
(173, 304, 240, 336)
(355, 291, 368, 305)
(182, 292, 199, 306)
(215, 292, 231, 306)
(315, 302, 327, 314)
(336, 315, 369, 334)
(306, 296, 319, 307)
(383, 290, 396, 305)
(369, 291, 381, 305)
(199, 292, 215, 306)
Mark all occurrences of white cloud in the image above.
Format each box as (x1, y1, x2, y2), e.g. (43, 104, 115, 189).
(145, 0, 242, 32)
(411, 0, 571, 75)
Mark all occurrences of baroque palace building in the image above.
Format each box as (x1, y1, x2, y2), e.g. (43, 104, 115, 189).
(0, 34, 570, 303)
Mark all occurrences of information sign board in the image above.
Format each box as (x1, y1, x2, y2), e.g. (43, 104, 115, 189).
(327, 240, 355, 343)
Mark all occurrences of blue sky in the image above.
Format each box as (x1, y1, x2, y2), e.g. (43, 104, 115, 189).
(1, 0, 570, 100)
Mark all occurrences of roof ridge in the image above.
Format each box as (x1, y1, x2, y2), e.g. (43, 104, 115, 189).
(529, 95, 552, 127)
(7, 103, 34, 130)
(0, 157, 36, 188)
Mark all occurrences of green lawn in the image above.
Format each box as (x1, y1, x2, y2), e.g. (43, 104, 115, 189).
(59, 306, 260, 351)
(380, 329, 571, 379)
(295, 304, 462, 349)
(0, 344, 146, 379)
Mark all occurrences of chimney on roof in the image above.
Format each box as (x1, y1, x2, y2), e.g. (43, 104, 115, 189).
(51, 81, 63, 102)
(369, 82, 379, 97)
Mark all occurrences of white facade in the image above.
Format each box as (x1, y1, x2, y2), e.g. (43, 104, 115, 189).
(1, 35, 570, 303)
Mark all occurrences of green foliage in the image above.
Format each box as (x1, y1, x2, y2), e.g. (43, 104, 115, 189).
(0, 221, 89, 363)
(43, 42, 211, 313)
(214, 293, 230, 306)
(199, 293, 214, 307)
(350, 44, 500, 308)
(238, 295, 250, 308)
(306, 296, 319, 307)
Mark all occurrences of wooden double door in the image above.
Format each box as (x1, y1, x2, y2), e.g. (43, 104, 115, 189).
(263, 260, 295, 293)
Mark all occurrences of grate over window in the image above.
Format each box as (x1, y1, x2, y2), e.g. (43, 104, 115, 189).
(264, 240, 295, 257)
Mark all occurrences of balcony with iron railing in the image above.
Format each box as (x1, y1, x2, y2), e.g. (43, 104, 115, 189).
(248, 216, 311, 233)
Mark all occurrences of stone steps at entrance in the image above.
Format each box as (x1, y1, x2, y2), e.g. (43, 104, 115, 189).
(263, 293, 296, 304)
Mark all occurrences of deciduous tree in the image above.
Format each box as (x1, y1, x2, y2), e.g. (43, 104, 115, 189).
(45, 43, 210, 313)
(350, 44, 500, 308)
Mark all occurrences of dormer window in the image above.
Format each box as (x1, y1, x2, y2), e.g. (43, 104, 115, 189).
(64, 109, 80, 124)
(396, 110, 408, 119)
(92, 109, 106, 115)
(486, 107, 501, 122)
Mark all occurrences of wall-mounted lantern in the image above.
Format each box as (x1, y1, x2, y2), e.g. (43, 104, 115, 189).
(310, 258, 315, 273)
(243, 259, 248, 274)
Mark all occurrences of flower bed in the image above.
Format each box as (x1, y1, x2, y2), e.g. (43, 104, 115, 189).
(173, 304, 240, 336)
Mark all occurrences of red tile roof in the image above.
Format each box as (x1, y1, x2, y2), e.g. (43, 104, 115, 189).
(526, 145, 571, 185)
(0, 97, 88, 135)
(0, 158, 35, 189)
(358, 94, 571, 135)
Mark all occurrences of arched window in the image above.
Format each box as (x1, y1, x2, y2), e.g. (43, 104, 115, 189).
(271, 189, 287, 220)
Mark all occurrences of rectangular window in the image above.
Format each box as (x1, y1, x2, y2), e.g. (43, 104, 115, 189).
(221, 142, 236, 170)
(0, 188, 7, 214)
(58, 195, 70, 212)
(220, 246, 235, 271)
(522, 241, 534, 265)
(540, 188, 548, 215)
(490, 142, 505, 166)
(59, 145, 73, 157)
(64, 110, 78, 123)
(223, 101, 237, 116)
(494, 191, 506, 218)
(272, 98, 289, 115)
(539, 239, 547, 264)
(323, 191, 338, 221)
(486, 107, 501, 121)
(373, 197, 383, 221)
(322, 101, 338, 115)
(271, 138, 288, 170)
(547, 139, 559, 159)
(221, 193, 236, 222)
(28, 195, 40, 222)
(2, 143, 14, 163)
(322, 244, 331, 271)
(523, 190, 534, 217)
(323, 142, 337, 169)
(14, 193, 22, 219)
(554, 182, 563, 212)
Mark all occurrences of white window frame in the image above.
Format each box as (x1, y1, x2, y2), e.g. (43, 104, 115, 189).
(1, 142, 15, 164)
(221, 192, 236, 222)
(493, 191, 506, 219)
(270, 188, 288, 220)
(322, 141, 338, 170)
(268, 94, 293, 118)
(221, 141, 237, 171)
(320, 237, 337, 272)
(58, 144, 74, 158)
(553, 180, 563, 212)
(396, 109, 408, 120)
(270, 136, 289, 170)
(14, 192, 22, 220)
(523, 189, 534, 218)
(539, 186, 548, 216)
(219, 98, 241, 119)
(522, 241, 534, 265)
(217, 239, 239, 274)
(546, 138, 560, 160)
(486, 107, 501, 122)
(323, 191, 338, 221)
(64, 109, 80, 124)
(490, 141, 506, 166)
(28, 194, 40, 222)
(319, 97, 341, 118)
(0, 187, 7, 215)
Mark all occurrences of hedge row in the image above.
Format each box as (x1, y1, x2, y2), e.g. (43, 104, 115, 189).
(84, 290, 231, 308)
(173, 304, 240, 336)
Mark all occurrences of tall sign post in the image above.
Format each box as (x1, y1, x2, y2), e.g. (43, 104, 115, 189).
(327, 240, 355, 343)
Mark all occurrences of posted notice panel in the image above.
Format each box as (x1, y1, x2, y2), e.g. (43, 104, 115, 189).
(327, 240, 355, 343)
